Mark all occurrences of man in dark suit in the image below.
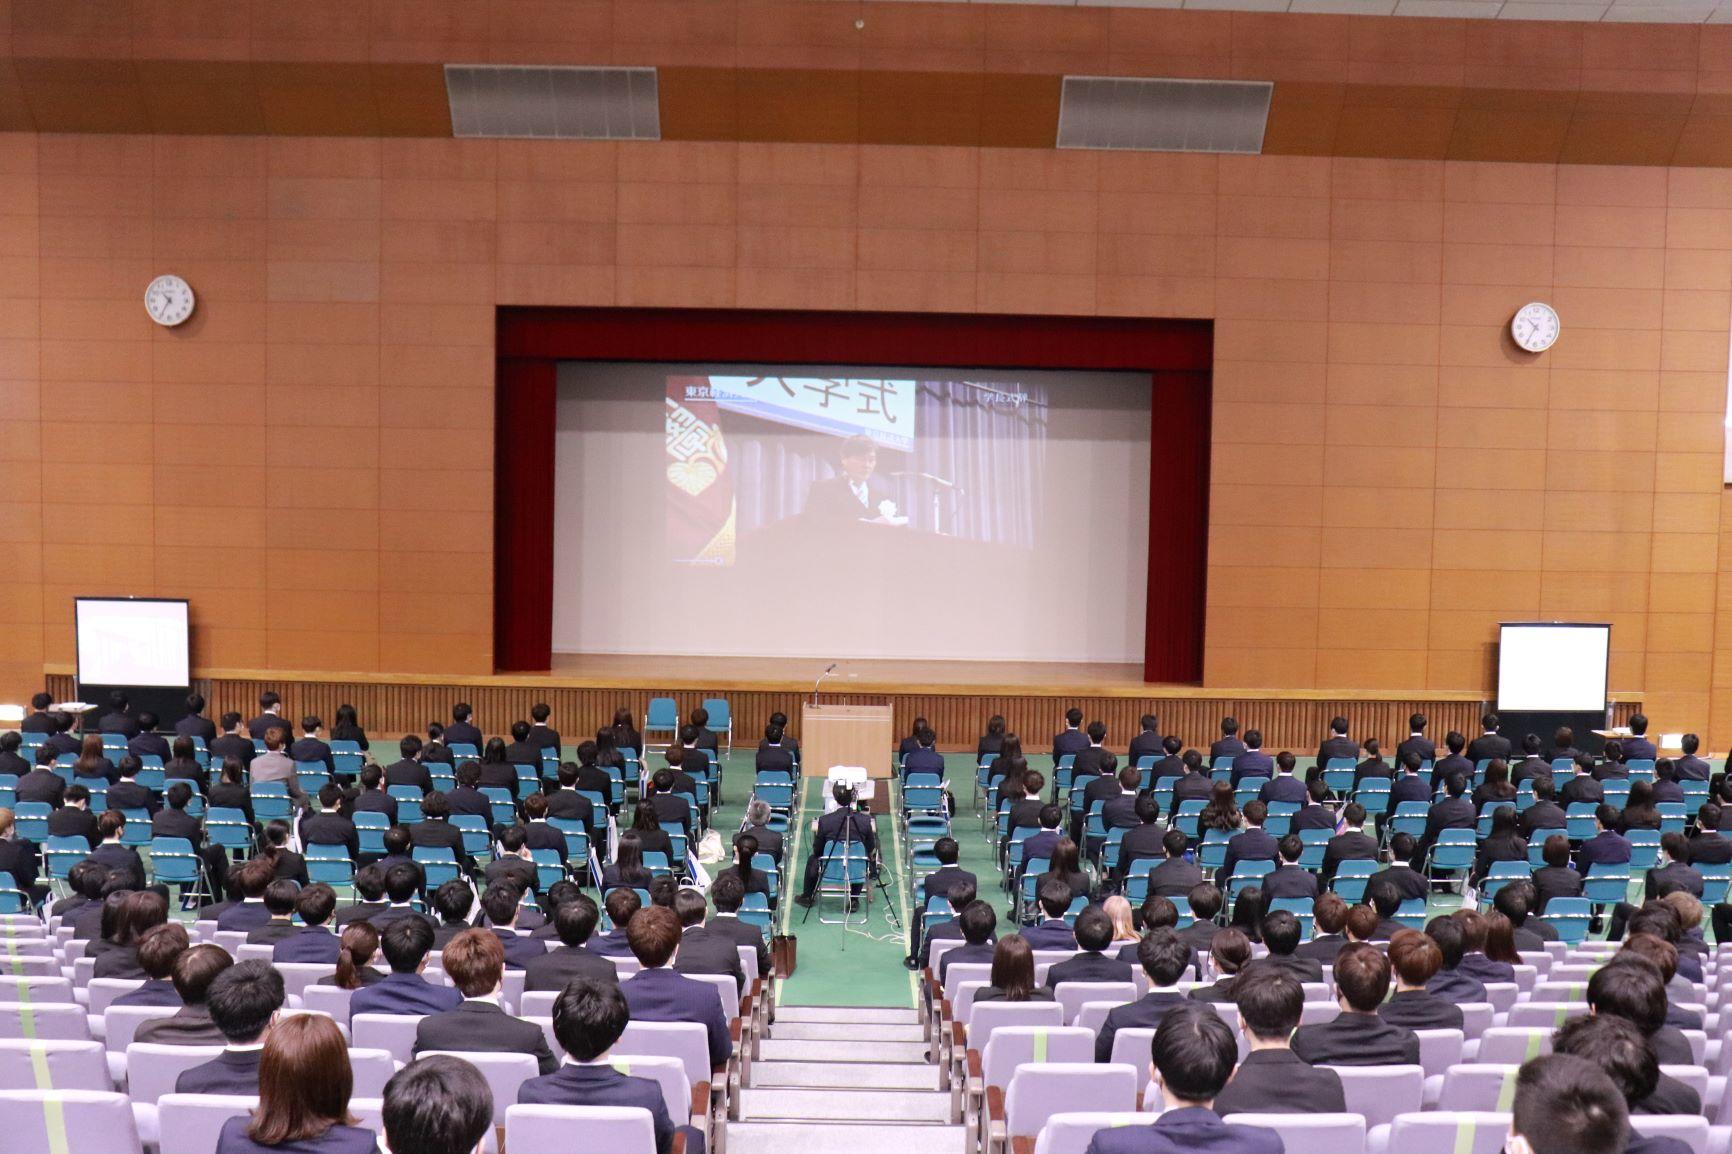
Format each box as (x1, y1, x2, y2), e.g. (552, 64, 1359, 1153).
(289, 716, 335, 777)
(19, 692, 56, 735)
(526, 702, 561, 755)
(1210, 718, 1247, 766)
(1431, 731, 1472, 784)
(1320, 804, 1377, 885)
(48, 786, 99, 847)
(1645, 832, 1705, 903)
(1228, 732, 1273, 787)
(1313, 717, 1359, 785)
(1095, 928, 1195, 1063)
(1562, 756, 1607, 806)
(350, 764, 399, 826)
(1140, 828, 1205, 898)
(135, 943, 232, 1046)
(503, 720, 542, 770)
(1371, 835, 1430, 903)
(243, 879, 304, 946)
(244, 691, 292, 742)
(1172, 751, 1214, 803)
(1128, 715, 1166, 767)
(1291, 942, 1419, 1065)
(271, 883, 343, 965)
(1595, 741, 1631, 782)
(933, 896, 996, 983)
(1688, 805, 1732, 864)
(1467, 713, 1512, 764)
(1511, 734, 1551, 784)
(1258, 909, 1323, 983)
(794, 782, 878, 908)
(1532, 835, 1585, 913)
(1023, 882, 1081, 950)
(922, 838, 976, 905)
(1211, 968, 1345, 1116)
(408, 792, 467, 858)
(300, 783, 360, 862)
(173, 694, 216, 742)
(1622, 714, 1657, 762)
(1257, 752, 1307, 806)
(208, 713, 256, 772)
(1147, 737, 1188, 788)
(1294, 894, 1350, 963)
(524, 894, 618, 992)
(1052, 708, 1090, 779)
(1674, 733, 1711, 782)
(1083, 760, 1137, 849)
(414, 928, 557, 1074)
(109, 756, 164, 816)
(1177, 885, 1224, 956)
(97, 690, 139, 739)
(15, 745, 66, 808)
(1650, 760, 1685, 805)
(384, 734, 435, 794)
(175, 960, 285, 1095)
(1216, 800, 1278, 887)
(903, 726, 945, 777)
(442, 760, 493, 822)
(756, 724, 796, 776)
(1071, 721, 1114, 783)
(1395, 714, 1434, 767)
(671, 887, 746, 992)
(215, 857, 277, 933)
(1260, 836, 1319, 902)
(1347, 741, 1391, 794)
(1519, 775, 1569, 839)
(1116, 796, 1172, 883)
(1493, 882, 1557, 949)
(1577, 806, 1633, 874)
(706, 873, 772, 977)
(619, 906, 732, 1070)
(126, 713, 170, 764)
(0, 731, 32, 778)
(804, 433, 896, 525)
(351, 916, 465, 1017)
(1423, 915, 1487, 1002)
(474, 881, 543, 969)
(444, 703, 483, 752)
(150, 781, 202, 843)
(1046, 907, 1134, 990)
(1379, 928, 1465, 1031)
(519, 979, 701, 1154)
(42, 712, 79, 759)
(333, 865, 389, 927)
(1411, 769, 1475, 869)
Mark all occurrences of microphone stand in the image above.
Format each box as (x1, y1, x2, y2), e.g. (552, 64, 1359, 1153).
(811, 663, 837, 707)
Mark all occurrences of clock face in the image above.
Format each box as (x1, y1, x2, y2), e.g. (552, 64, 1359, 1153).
(144, 275, 195, 327)
(1511, 301, 1559, 353)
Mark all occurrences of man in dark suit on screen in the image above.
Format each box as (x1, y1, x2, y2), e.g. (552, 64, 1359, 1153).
(804, 433, 898, 525)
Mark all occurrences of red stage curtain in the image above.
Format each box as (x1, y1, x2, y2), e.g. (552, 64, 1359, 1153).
(494, 308, 1213, 678)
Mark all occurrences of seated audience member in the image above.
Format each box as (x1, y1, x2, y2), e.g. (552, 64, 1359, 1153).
(1104, 896, 1142, 949)
(370, 864, 430, 929)
(111, 922, 188, 1008)
(1188, 929, 1253, 1004)
(95, 890, 170, 979)
(520, 978, 704, 1154)
(1261, 835, 1319, 902)
(385, 735, 435, 794)
(1216, 800, 1278, 887)
(935, 898, 998, 985)
(249, 727, 309, 812)
(1096, 928, 1193, 1063)
(259, 820, 308, 886)
(213, 1013, 375, 1154)
(1360, 879, 1407, 941)
(590, 888, 642, 959)
(1496, 881, 1557, 950)
(621, 904, 733, 1069)
(603, 831, 655, 892)
(1423, 915, 1488, 1002)
(51, 859, 104, 921)
(525, 894, 618, 992)
(244, 879, 304, 946)
(477, 881, 544, 970)
(1023, 880, 1081, 950)
(1371, 835, 1429, 903)
(1257, 910, 1322, 983)
(1658, 894, 1709, 977)
(1293, 778, 1336, 832)
(429, 878, 476, 949)
(1577, 805, 1633, 874)
(108, 754, 158, 814)
(289, 716, 335, 778)
(320, 922, 386, 990)
(443, 761, 492, 822)
(330, 704, 369, 755)
(1046, 907, 1134, 988)
(413, 928, 556, 1074)
(334, 866, 389, 927)
(738, 799, 784, 865)
(714, 833, 774, 905)
(706, 872, 772, 976)
(351, 915, 463, 1018)
(81, 881, 131, 954)
(1518, 776, 1567, 840)
(1553, 1011, 1701, 1117)
(209, 757, 256, 824)
(1587, 955, 1695, 1066)
(136, 944, 233, 1046)
(1507, 1054, 1634, 1154)
(300, 784, 359, 861)
(1114, 795, 1172, 883)
(1534, 834, 1585, 912)
(1140, 828, 1203, 897)
(1291, 941, 1420, 1065)
(975, 934, 1054, 1003)
(351, 765, 398, 825)
(1212, 967, 1346, 1116)
(1180, 884, 1225, 954)
(86, 810, 148, 891)
(407, 792, 466, 858)
(381, 1055, 493, 1154)
(1379, 929, 1464, 1031)
(1473, 806, 1527, 885)
(272, 883, 342, 965)
(1083, 1003, 1280, 1154)
(176, 960, 287, 1095)
(1620, 933, 1700, 1030)
(1295, 894, 1350, 963)
(1456, 908, 1519, 983)
(920, 879, 986, 969)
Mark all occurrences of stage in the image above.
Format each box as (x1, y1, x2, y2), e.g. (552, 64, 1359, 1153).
(45, 657, 1641, 757)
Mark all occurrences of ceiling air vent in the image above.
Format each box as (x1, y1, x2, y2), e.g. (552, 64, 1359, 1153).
(1057, 77, 1271, 154)
(444, 65, 660, 140)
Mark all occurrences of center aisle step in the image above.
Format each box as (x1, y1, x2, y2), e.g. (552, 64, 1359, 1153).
(731, 1006, 965, 1154)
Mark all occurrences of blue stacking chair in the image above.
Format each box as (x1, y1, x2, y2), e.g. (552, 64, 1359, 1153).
(1426, 829, 1476, 882)
(1265, 895, 1313, 938)
(1625, 759, 1656, 778)
(1526, 828, 1566, 867)
(642, 851, 674, 879)
(1198, 830, 1231, 872)
(150, 837, 205, 904)
(1331, 860, 1376, 903)
(1322, 758, 1357, 794)
(165, 779, 205, 817)
(701, 698, 732, 753)
(1479, 860, 1532, 905)
(0, 872, 28, 914)
(1699, 863, 1732, 904)
(42, 836, 88, 883)
(644, 698, 679, 747)
(413, 847, 461, 888)
(1627, 829, 1662, 870)
(354, 812, 389, 857)
(739, 892, 773, 931)
(206, 807, 253, 856)
(135, 767, 165, 794)
(1654, 804, 1686, 837)
(1546, 897, 1593, 944)
(448, 743, 479, 761)
(1263, 802, 1298, 837)
(1053, 754, 1076, 797)
(1565, 803, 1599, 842)
(295, 762, 330, 793)
(532, 849, 566, 892)
(1297, 828, 1332, 871)
(12, 803, 49, 843)
(251, 782, 291, 823)
(451, 815, 490, 858)
(330, 741, 364, 778)
(118, 809, 151, 847)
(482, 788, 517, 828)
(1389, 802, 1429, 840)
(1227, 859, 1274, 898)
(1174, 800, 1206, 841)
(307, 845, 354, 887)
(0, 776, 14, 809)
(1355, 784, 1391, 818)
(1393, 898, 1428, 929)
(817, 841, 870, 924)
(1583, 862, 1630, 906)
(548, 820, 590, 877)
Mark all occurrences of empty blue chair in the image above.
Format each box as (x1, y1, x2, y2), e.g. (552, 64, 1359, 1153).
(1297, 828, 1332, 871)
(548, 819, 590, 871)
(1393, 898, 1428, 929)
(0, 776, 13, 809)
(1627, 829, 1662, 870)
(150, 837, 204, 898)
(1321, 758, 1357, 794)
(451, 815, 490, 858)
(0, 872, 28, 914)
(388, 785, 424, 824)
(1331, 860, 1376, 903)
(413, 847, 461, 888)
(448, 743, 480, 761)
(307, 844, 354, 887)
(1389, 802, 1428, 840)
(1583, 862, 1630, 905)
(118, 809, 151, 847)
(330, 741, 364, 779)
(1427, 829, 1476, 880)
(11, 803, 49, 843)
(354, 811, 388, 857)
(1699, 863, 1731, 904)
(481, 788, 516, 828)
(42, 836, 88, 881)
(205, 807, 253, 855)
(532, 848, 565, 892)
(251, 782, 291, 822)
(1263, 802, 1298, 837)
(644, 698, 679, 746)
(701, 698, 732, 752)
(1479, 861, 1531, 904)
(1546, 897, 1592, 944)
(1565, 803, 1599, 842)
(1227, 859, 1274, 898)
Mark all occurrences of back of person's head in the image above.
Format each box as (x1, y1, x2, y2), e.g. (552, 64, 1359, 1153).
(347, 864, 384, 904)
(1494, 881, 1535, 927)
(382, 1054, 493, 1154)
(98, 810, 126, 842)
(263, 878, 299, 917)
(498, 825, 528, 854)
(1619, 933, 1678, 984)
(1242, 800, 1268, 828)
(1152, 1003, 1239, 1104)
(1275, 751, 1296, 776)
(1161, 827, 1188, 859)
(1682, 733, 1700, 755)
(1588, 956, 1667, 1034)
(1138, 927, 1190, 987)
(1234, 967, 1303, 1041)
(444, 928, 506, 998)
(627, 905, 682, 967)
(381, 915, 436, 974)
(554, 894, 601, 947)
(1210, 928, 1252, 976)
(1388, 928, 1442, 986)
(1344, 903, 1379, 942)
(385, 863, 421, 904)
(1037, 804, 1062, 831)
(955, 898, 995, 945)
(1425, 915, 1466, 968)
(1660, 891, 1703, 933)
(480, 882, 522, 928)
(1072, 907, 1112, 953)
(1334, 941, 1391, 1011)
(1276, 834, 1302, 865)
(1537, 833, 1571, 869)
(710, 871, 746, 914)
(69, 860, 106, 901)
(295, 884, 338, 927)
(648, 876, 678, 910)
(1037, 880, 1070, 921)
(421, 791, 450, 821)
(1260, 910, 1301, 956)
(989, 934, 1037, 1000)
(119, 889, 168, 945)
(1594, 803, 1619, 830)
(1553, 1013, 1660, 1105)
(1188, 883, 1223, 922)
(1367, 878, 1401, 918)
(207, 959, 286, 1044)
(673, 886, 709, 929)
(1309, 893, 1347, 937)
(136, 922, 190, 980)
(510, 720, 531, 743)
(1140, 895, 1178, 931)
(171, 943, 232, 1005)
(1509, 1053, 1629, 1154)
(553, 977, 631, 1062)
(605, 887, 642, 930)
(249, 1013, 355, 1147)
(1452, 907, 1488, 953)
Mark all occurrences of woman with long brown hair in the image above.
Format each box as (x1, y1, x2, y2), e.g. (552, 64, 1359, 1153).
(974, 934, 1053, 1003)
(72, 734, 115, 785)
(216, 1013, 375, 1153)
(1189, 928, 1253, 1002)
(1199, 781, 1241, 833)
(320, 922, 384, 990)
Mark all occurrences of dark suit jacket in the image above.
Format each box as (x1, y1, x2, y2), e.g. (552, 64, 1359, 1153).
(300, 812, 359, 860)
(1622, 737, 1657, 761)
(1128, 732, 1166, 764)
(1218, 828, 1279, 886)
(289, 737, 335, 775)
(1688, 832, 1732, 865)
(1257, 776, 1307, 805)
(705, 914, 771, 976)
(353, 789, 399, 825)
(1413, 797, 1476, 866)
(1087, 1106, 1285, 1154)
(1173, 773, 1215, 803)
(177, 1048, 264, 1095)
(673, 925, 747, 992)
(1119, 825, 1171, 875)
(524, 945, 620, 992)
(15, 769, 66, 808)
(215, 1118, 378, 1154)
(1509, 756, 1551, 784)
(1635, 1074, 1704, 1117)
(1433, 754, 1473, 784)
(1646, 863, 1705, 901)
(1561, 776, 1605, 807)
(1576, 831, 1632, 873)
(1294, 934, 1347, 963)
(1391, 775, 1431, 806)
(216, 901, 273, 933)
(1096, 990, 1193, 1062)
(245, 919, 300, 945)
(1532, 865, 1584, 912)
(175, 714, 217, 741)
(385, 759, 434, 794)
(1046, 950, 1135, 989)
(1396, 736, 1436, 765)
(19, 711, 57, 734)
(1292, 806, 1336, 834)
(1211, 738, 1248, 763)
(151, 808, 202, 845)
(1261, 865, 1319, 900)
(126, 732, 171, 763)
(135, 1005, 227, 1046)
(923, 866, 976, 903)
(518, 1063, 678, 1154)
(408, 820, 465, 855)
(1022, 920, 1079, 951)
(1260, 953, 1323, 984)
(350, 972, 464, 1017)
(936, 940, 995, 985)
(1229, 752, 1273, 786)
(1315, 737, 1360, 778)
(1053, 728, 1090, 766)
(0, 837, 39, 892)
(621, 967, 732, 1069)
(1519, 801, 1568, 839)
(444, 721, 483, 750)
(414, 999, 558, 1074)
(1321, 830, 1378, 882)
(208, 733, 256, 770)
(1468, 733, 1513, 763)
(1378, 988, 1463, 1031)
(89, 842, 146, 889)
(1674, 755, 1712, 782)
(98, 710, 140, 739)
(272, 927, 343, 965)
(1212, 1048, 1346, 1116)
(1426, 968, 1488, 1002)
(246, 712, 293, 741)
(1292, 1010, 1419, 1066)
(112, 978, 182, 1008)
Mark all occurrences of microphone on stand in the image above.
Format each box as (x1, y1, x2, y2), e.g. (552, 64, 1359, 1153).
(811, 662, 838, 706)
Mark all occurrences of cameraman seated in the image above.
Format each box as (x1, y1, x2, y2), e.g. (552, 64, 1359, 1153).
(793, 782, 878, 911)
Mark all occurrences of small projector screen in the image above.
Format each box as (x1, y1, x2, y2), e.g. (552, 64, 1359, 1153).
(76, 599, 190, 687)
(1497, 622, 1610, 712)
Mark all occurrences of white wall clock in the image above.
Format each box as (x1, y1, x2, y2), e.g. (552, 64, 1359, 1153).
(144, 275, 195, 327)
(1510, 301, 1559, 353)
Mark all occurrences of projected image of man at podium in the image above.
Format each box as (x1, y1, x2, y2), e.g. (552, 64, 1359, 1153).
(803, 435, 903, 527)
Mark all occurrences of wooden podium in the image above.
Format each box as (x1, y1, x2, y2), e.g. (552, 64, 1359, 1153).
(801, 702, 893, 814)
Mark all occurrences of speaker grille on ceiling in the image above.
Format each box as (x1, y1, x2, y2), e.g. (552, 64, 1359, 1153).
(444, 65, 661, 140)
(1057, 77, 1272, 154)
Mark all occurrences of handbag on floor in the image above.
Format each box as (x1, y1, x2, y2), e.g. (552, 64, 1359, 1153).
(772, 933, 797, 978)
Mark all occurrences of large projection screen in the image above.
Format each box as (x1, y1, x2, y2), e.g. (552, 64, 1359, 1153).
(75, 598, 191, 688)
(1496, 622, 1610, 712)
